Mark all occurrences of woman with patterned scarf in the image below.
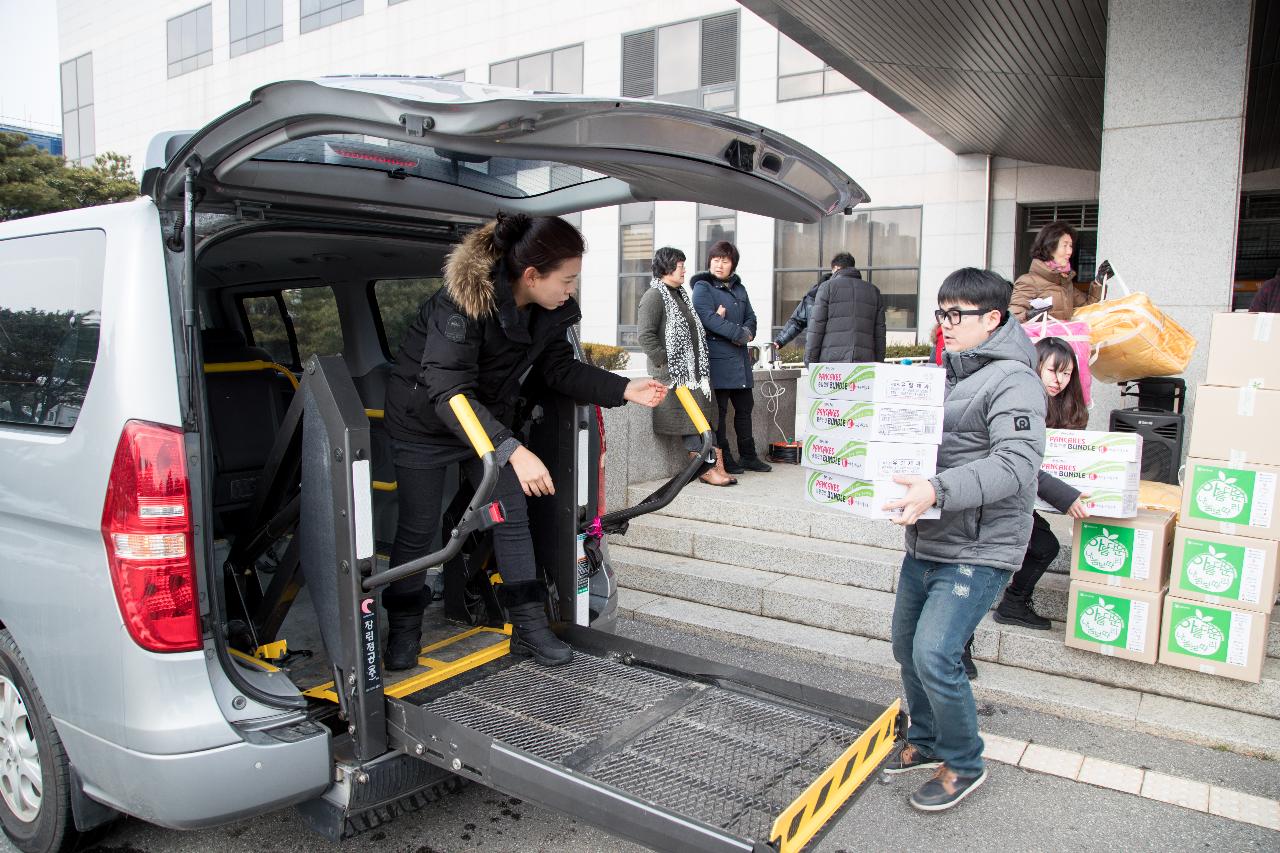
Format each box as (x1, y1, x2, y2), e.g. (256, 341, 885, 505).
(637, 247, 736, 486)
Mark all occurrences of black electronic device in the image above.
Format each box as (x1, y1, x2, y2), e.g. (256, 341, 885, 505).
(1109, 407, 1185, 485)
(1119, 376, 1186, 414)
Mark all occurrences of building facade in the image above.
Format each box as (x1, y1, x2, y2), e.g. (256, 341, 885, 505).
(55, 0, 1165, 355)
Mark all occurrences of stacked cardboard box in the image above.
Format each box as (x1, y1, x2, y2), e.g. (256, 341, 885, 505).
(799, 363, 944, 520)
(1159, 313, 1280, 683)
(1035, 429, 1143, 518)
(1064, 510, 1174, 664)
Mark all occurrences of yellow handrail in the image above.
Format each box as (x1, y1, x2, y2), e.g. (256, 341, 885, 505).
(203, 360, 300, 390)
(448, 394, 495, 457)
(674, 385, 711, 435)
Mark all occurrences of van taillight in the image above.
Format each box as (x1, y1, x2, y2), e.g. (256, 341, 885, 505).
(101, 421, 201, 652)
(595, 406, 607, 518)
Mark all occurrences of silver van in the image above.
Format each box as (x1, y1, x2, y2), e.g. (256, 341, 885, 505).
(0, 77, 895, 853)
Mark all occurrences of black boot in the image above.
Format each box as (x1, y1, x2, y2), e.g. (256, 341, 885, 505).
(721, 446, 746, 475)
(992, 588, 1052, 630)
(737, 437, 772, 472)
(962, 635, 977, 680)
(500, 581, 572, 667)
(384, 609, 425, 671)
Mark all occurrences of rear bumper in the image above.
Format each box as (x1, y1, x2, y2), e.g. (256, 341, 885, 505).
(57, 716, 332, 829)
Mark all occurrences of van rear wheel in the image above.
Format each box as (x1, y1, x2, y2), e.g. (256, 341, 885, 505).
(0, 630, 80, 853)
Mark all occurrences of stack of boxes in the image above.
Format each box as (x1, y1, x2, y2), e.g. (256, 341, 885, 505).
(1162, 312, 1280, 683)
(1037, 429, 1143, 519)
(799, 363, 945, 520)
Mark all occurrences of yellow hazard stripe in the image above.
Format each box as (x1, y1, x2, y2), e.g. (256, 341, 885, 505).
(771, 699, 900, 853)
(230, 647, 280, 672)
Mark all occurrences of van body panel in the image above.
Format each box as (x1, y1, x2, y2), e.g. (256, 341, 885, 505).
(55, 716, 331, 829)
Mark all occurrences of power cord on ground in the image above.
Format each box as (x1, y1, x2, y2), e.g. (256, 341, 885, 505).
(760, 344, 802, 464)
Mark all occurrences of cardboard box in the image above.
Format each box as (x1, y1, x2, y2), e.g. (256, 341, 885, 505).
(1188, 385, 1280, 468)
(1070, 510, 1175, 592)
(1204, 312, 1280, 391)
(1179, 458, 1279, 540)
(802, 362, 946, 406)
(803, 469, 941, 521)
(1040, 457, 1141, 493)
(1045, 429, 1144, 463)
(1037, 489, 1139, 519)
(1064, 582, 1162, 664)
(1169, 528, 1280, 613)
(804, 398, 944, 445)
(1158, 595, 1268, 683)
(801, 434, 938, 479)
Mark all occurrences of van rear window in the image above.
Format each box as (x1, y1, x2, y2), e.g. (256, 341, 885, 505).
(0, 230, 105, 430)
(241, 285, 344, 368)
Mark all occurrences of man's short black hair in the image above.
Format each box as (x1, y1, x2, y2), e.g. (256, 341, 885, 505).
(652, 246, 686, 279)
(938, 268, 1013, 317)
(831, 252, 856, 269)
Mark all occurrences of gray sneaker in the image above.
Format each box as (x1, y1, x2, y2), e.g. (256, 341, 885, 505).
(881, 743, 942, 775)
(910, 765, 988, 811)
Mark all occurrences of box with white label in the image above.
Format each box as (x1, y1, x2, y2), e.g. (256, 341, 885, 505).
(802, 362, 946, 406)
(1204, 312, 1280, 391)
(1064, 582, 1162, 664)
(1040, 457, 1141, 493)
(1070, 510, 1175, 592)
(1037, 489, 1138, 519)
(801, 435, 938, 480)
(1179, 458, 1280, 540)
(1169, 528, 1280, 614)
(803, 469, 941, 521)
(1158, 596, 1267, 683)
(1044, 429, 1143, 463)
(804, 398, 944, 445)
(1188, 385, 1280, 468)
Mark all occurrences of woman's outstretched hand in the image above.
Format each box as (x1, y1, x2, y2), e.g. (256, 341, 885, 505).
(510, 445, 555, 497)
(624, 378, 668, 407)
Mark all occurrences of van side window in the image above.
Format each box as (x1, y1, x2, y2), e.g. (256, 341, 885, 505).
(0, 230, 106, 430)
(241, 285, 344, 368)
(372, 277, 442, 357)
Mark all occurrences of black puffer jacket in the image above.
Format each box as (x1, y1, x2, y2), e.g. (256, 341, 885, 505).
(385, 223, 628, 453)
(804, 268, 886, 365)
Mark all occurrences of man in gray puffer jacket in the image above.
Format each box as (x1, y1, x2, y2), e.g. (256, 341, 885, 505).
(879, 268, 1046, 813)
(804, 252, 886, 365)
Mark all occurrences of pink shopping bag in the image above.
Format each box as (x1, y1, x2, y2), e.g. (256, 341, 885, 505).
(1022, 313, 1093, 405)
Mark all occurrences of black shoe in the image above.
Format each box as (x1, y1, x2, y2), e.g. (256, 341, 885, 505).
(722, 451, 746, 475)
(737, 438, 773, 472)
(881, 743, 942, 775)
(910, 765, 988, 812)
(962, 636, 978, 680)
(500, 581, 572, 667)
(992, 591, 1052, 630)
(383, 610, 425, 671)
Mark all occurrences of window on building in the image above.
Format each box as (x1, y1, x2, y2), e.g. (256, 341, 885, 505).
(230, 0, 283, 57)
(774, 207, 923, 333)
(1235, 192, 1280, 309)
(490, 45, 583, 94)
(300, 0, 363, 34)
(617, 203, 655, 348)
(776, 33, 857, 101)
(371, 278, 443, 357)
(696, 204, 736, 272)
(1015, 202, 1099, 283)
(622, 12, 738, 113)
(0, 230, 106, 430)
(167, 5, 213, 78)
(59, 53, 94, 165)
(240, 286, 344, 368)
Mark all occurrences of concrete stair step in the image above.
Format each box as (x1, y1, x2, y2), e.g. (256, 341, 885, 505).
(610, 514, 904, 592)
(609, 546, 1280, 720)
(617, 589, 1280, 758)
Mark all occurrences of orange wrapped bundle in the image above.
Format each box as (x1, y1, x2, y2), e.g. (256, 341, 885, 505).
(1073, 274, 1195, 383)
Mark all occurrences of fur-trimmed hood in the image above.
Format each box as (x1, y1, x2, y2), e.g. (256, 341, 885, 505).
(443, 222, 500, 320)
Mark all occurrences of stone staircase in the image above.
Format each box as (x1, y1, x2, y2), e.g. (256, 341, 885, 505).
(608, 464, 1280, 757)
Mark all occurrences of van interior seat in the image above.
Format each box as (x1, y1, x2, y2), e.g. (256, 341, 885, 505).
(201, 327, 297, 537)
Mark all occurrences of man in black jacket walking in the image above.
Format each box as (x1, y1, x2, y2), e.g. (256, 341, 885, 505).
(804, 253, 887, 365)
(772, 271, 830, 353)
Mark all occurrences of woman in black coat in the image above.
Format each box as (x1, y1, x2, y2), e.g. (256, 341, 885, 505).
(691, 241, 771, 474)
(383, 213, 666, 669)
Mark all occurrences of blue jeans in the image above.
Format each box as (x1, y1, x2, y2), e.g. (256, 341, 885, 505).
(891, 554, 1010, 776)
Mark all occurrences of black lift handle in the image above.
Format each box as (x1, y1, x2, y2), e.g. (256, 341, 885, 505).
(363, 394, 500, 592)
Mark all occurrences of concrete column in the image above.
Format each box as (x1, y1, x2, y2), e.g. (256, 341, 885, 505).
(1092, 0, 1252, 428)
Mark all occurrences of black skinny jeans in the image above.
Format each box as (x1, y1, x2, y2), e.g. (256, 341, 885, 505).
(383, 457, 535, 615)
(714, 388, 756, 454)
(1006, 511, 1060, 598)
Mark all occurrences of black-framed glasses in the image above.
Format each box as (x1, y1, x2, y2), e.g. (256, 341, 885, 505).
(934, 308, 987, 327)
